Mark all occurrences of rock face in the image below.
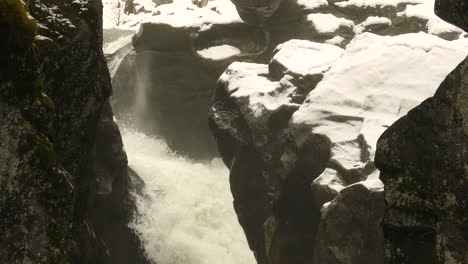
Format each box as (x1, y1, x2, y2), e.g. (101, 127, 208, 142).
(208, 41, 344, 263)
(0, 1, 146, 263)
(312, 180, 384, 264)
(203, 1, 468, 263)
(231, 0, 282, 25)
(126, 1, 270, 159)
(209, 31, 467, 263)
(435, 0, 468, 32)
(114, 0, 465, 161)
(375, 2, 468, 263)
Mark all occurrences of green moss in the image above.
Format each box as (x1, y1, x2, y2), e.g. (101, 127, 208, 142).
(0, 0, 41, 99)
(0, 0, 38, 53)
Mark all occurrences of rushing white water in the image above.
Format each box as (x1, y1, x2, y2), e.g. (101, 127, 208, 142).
(120, 126, 255, 264)
(103, 31, 134, 78)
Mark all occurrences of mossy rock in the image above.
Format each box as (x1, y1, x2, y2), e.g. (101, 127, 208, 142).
(0, 0, 37, 56)
(0, 1, 45, 100)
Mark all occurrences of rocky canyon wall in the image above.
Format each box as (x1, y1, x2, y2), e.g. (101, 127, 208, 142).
(375, 0, 468, 263)
(0, 1, 147, 263)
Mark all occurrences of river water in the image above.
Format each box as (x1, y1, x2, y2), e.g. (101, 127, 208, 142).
(104, 28, 254, 264)
(120, 126, 254, 264)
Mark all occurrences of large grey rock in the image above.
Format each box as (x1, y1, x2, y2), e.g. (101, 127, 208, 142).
(0, 1, 147, 263)
(208, 12, 467, 264)
(313, 181, 384, 264)
(435, 0, 468, 31)
(231, 0, 282, 25)
(374, 2, 468, 264)
(209, 42, 342, 263)
(375, 56, 468, 264)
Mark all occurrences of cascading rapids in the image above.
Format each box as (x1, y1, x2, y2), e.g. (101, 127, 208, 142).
(104, 26, 254, 264)
(120, 125, 255, 264)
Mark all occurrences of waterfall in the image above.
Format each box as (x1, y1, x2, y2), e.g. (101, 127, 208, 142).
(104, 29, 254, 264)
(104, 35, 134, 78)
(120, 126, 255, 264)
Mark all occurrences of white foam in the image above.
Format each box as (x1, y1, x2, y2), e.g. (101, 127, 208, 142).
(121, 127, 255, 264)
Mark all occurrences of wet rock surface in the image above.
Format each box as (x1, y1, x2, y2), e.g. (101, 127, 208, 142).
(313, 180, 384, 264)
(376, 55, 468, 264)
(375, 49, 468, 264)
(0, 1, 147, 263)
(373, 2, 468, 264)
(435, 0, 468, 32)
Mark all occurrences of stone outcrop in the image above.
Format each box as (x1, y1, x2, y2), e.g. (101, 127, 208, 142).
(235, 0, 463, 42)
(126, 4, 270, 160)
(207, 3, 467, 263)
(0, 1, 147, 263)
(209, 29, 467, 263)
(231, 0, 282, 25)
(112, 0, 464, 161)
(375, 2, 468, 263)
(312, 180, 384, 264)
(435, 0, 468, 32)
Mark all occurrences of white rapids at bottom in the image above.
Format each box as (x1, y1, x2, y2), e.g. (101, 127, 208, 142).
(120, 126, 255, 264)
